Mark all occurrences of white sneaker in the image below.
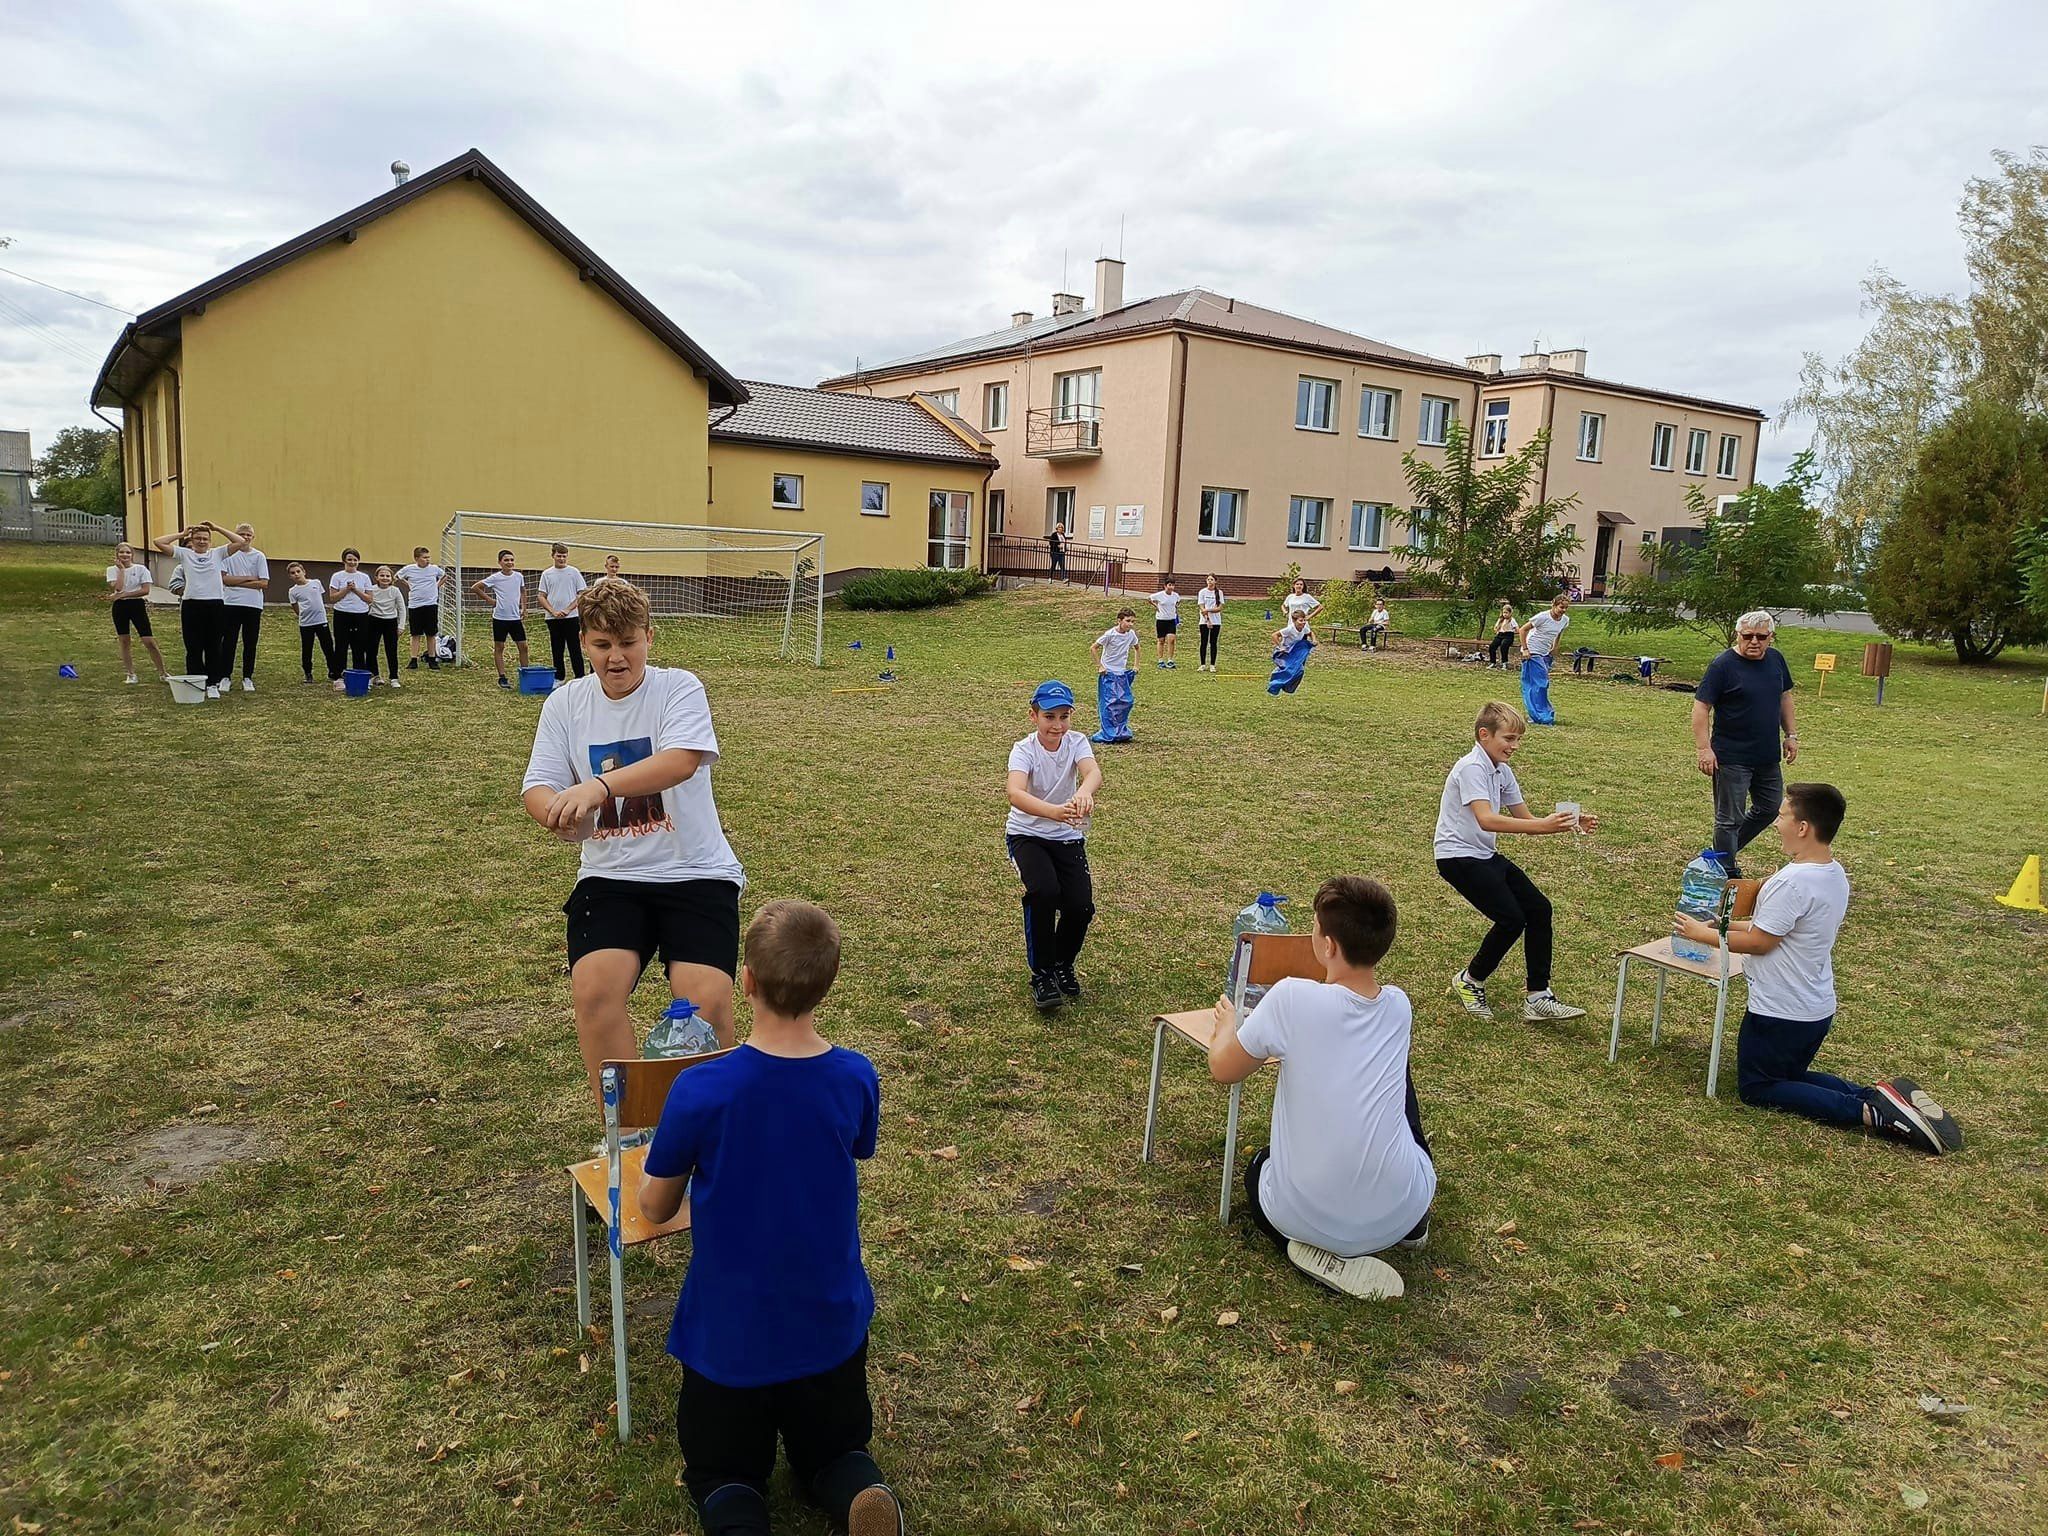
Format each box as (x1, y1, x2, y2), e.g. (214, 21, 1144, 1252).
(331, 680, 346, 692)
(1286, 1240, 1405, 1299)
(204, 684, 220, 700)
(1449, 969, 1493, 1020)
(1522, 990, 1586, 1021)
(125, 674, 138, 685)
(241, 678, 255, 693)
(389, 678, 401, 689)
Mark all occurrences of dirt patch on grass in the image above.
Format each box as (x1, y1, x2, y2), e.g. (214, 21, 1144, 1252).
(114, 1123, 280, 1194)
(1606, 1349, 1704, 1423)
(1014, 1178, 1070, 1217)
(1480, 1369, 1549, 1418)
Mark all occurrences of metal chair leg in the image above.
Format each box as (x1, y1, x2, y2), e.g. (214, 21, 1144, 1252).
(1219, 1080, 1243, 1225)
(609, 1234, 631, 1441)
(1142, 1019, 1167, 1163)
(1707, 963, 1729, 1100)
(571, 1187, 592, 1329)
(1651, 968, 1668, 1046)
(1608, 954, 1629, 1063)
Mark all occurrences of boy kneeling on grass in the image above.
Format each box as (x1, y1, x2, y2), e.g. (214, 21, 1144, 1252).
(1673, 782, 1963, 1155)
(639, 900, 905, 1536)
(1207, 876, 1435, 1301)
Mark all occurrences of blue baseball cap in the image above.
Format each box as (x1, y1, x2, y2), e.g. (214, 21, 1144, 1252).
(1032, 680, 1075, 710)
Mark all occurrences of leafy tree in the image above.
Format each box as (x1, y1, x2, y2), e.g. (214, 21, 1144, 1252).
(1608, 453, 1829, 650)
(1396, 419, 1580, 640)
(1264, 562, 1369, 630)
(31, 425, 122, 519)
(1869, 399, 2048, 663)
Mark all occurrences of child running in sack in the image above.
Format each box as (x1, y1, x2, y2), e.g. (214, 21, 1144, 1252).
(1268, 608, 1315, 695)
(1091, 608, 1140, 743)
(1006, 680, 1102, 1013)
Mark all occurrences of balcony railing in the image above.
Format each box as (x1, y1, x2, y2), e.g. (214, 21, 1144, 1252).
(1025, 406, 1103, 459)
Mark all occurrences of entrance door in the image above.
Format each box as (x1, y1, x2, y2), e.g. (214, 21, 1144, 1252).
(1592, 525, 1614, 593)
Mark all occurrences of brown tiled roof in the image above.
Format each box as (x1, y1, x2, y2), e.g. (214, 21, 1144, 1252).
(710, 382, 996, 467)
(818, 288, 1477, 388)
(1483, 368, 1765, 421)
(92, 148, 746, 409)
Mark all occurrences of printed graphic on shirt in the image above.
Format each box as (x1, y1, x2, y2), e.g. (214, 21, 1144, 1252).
(588, 737, 671, 836)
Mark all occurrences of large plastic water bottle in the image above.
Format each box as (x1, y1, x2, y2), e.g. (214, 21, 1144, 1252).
(645, 997, 719, 1058)
(1227, 893, 1291, 1011)
(1672, 850, 1731, 963)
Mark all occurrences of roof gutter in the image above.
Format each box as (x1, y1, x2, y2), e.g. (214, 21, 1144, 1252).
(89, 401, 132, 546)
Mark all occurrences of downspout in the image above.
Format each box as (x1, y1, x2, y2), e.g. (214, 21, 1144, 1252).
(90, 402, 132, 546)
(166, 364, 186, 533)
(1161, 331, 1190, 583)
(978, 461, 995, 573)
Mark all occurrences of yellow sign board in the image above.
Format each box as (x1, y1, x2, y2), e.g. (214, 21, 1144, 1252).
(1813, 653, 1837, 672)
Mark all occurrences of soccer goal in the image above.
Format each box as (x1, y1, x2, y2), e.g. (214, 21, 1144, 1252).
(437, 512, 824, 666)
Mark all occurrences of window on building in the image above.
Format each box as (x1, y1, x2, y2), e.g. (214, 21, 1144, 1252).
(928, 389, 960, 414)
(1198, 487, 1245, 542)
(988, 489, 1005, 536)
(1350, 501, 1389, 551)
(1047, 486, 1075, 535)
(772, 472, 804, 509)
(1650, 423, 1675, 471)
(1717, 433, 1740, 478)
(984, 382, 1009, 432)
(1296, 376, 1338, 432)
(1418, 395, 1455, 446)
(1287, 496, 1331, 547)
(1578, 411, 1605, 462)
(1359, 387, 1399, 440)
(1641, 529, 1655, 546)
(860, 481, 888, 517)
(1481, 399, 1510, 456)
(928, 490, 972, 569)
(1685, 427, 1709, 475)
(1053, 370, 1100, 422)
(1407, 505, 1433, 549)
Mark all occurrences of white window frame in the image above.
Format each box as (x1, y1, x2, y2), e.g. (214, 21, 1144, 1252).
(1349, 500, 1390, 552)
(927, 489, 972, 569)
(1047, 486, 1075, 535)
(1578, 411, 1605, 462)
(928, 389, 960, 414)
(1198, 487, 1245, 543)
(772, 472, 804, 509)
(1717, 433, 1740, 479)
(860, 481, 889, 517)
(1052, 370, 1100, 423)
(1481, 399, 1510, 457)
(1407, 505, 1432, 550)
(1418, 395, 1455, 447)
(1685, 427, 1709, 475)
(1650, 423, 1675, 471)
(984, 381, 1009, 432)
(1295, 376, 1338, 433)
(1358, 387, 1399, 441)
(1287, 495, 1331, 549)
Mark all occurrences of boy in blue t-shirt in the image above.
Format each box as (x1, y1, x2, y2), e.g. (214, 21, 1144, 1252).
(639, 900, 904, 1536)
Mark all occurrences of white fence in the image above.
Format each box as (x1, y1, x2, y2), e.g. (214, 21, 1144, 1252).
(0, 506, 125, 544)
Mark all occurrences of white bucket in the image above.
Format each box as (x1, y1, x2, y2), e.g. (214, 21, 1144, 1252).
(166, 674, 210, 704)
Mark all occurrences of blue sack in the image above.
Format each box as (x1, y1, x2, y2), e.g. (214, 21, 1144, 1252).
(1267, 633, 1314, 695)
(1520, 652, 1556, 725)
(1091, 668, 1135, 742)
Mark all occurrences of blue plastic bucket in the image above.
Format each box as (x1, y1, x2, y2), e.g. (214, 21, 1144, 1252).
(342, 668, 373, 698)
(518, 665, 556, 695)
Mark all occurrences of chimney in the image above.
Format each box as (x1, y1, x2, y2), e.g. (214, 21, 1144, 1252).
(1092, 257, 1125, 316)
(390, 159, 411, 187)
(1011, 310, 1033, 328)
(1550, 347, 1587, 375)
(1051, 292, 1084, 316)
(1465, 353, 1502, 375)
(1519, 351, 1551, 372)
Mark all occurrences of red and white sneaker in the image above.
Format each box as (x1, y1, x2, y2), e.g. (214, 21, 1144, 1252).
(1869, 1078, 1963, 1154)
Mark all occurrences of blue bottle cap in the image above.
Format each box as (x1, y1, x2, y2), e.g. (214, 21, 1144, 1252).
(1258, 892, 1288, 907)
(664, 998, 697, 1020)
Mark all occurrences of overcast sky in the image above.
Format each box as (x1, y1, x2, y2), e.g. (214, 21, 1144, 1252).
(5, 0, 2045, 484)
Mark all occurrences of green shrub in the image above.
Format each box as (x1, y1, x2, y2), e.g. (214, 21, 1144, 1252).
(839, 567, 993, 610)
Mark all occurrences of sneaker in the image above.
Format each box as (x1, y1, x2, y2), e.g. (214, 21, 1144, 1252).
(390, 678, 402, 690)
(1396, 1221, 1429, 1251)
(332, 679, 346, 692)
(847, 1483, 907, 1536)
(125, 673, 138, 685)
(1029, 971, 1063, 1012)
(1449, 969, 1493, 1020)
(407, 658, 418, 670)
(241, 678, 255, 693)
(426, 657, 440, 670)
(1053, 963, 1082, 1000)
(204, 684, 220, 700)
(498, 674, 511, 689)
(1522, 989, 1586, 1021)
(1870, 1078, 1963, 1154)
(1286, 1240, 1405, 1300)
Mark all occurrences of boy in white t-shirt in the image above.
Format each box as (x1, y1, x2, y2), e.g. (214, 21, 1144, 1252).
(1207, 875, 1434, 1300)
(1005, 681, 1103, 1013)
(1674, 782, 1962, 1155)
(1436, 700, 1597, 1022)
(472, 549, 531, 688)
(521, 578, 745, 1132)
(328, 548, 375, 674)
(397, 546, 446, 671)
(1090, 608, 1140, 744)
(538, 542, 589, 682)
(285, 561, 342, 687)
(1146, 580, 1188, 669)
(152, 520, 250, 696)
(1516, 593, 1570, 725)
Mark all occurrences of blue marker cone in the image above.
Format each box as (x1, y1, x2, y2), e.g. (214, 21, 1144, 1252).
(1264, 609, 1273, 621)
(58, 664, 79, 679)
(886, 644, 896, 662)
(847, 640, 862, 650)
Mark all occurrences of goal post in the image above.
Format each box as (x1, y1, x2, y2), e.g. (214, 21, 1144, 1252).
(438, 512, 824, 667)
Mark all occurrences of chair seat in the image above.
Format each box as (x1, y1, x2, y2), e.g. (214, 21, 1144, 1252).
(1155, 1009, 1221, 1049)
(1619, 936, 1745, 982)
(566, 1143, 694, 1247)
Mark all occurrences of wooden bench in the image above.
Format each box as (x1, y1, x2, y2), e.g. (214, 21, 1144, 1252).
(1562, 648, 1671, 679)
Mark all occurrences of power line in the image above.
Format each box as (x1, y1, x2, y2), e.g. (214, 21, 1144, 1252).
(0, 291, 106, 365)
(0, 263, 135, 317)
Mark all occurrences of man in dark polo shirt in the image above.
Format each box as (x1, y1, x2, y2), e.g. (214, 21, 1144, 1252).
(1691, 609, 1799, 876)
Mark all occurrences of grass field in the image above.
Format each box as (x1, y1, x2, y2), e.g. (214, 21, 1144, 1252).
(3, 541, 2045, 1536)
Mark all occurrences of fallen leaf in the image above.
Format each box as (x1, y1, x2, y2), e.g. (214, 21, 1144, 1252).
(1216, 1310, 1240, 1327)
(1335, 1380, 1359, 1395)
(1005, 1255, 1044, 1273)
(189, 1103, 219, 1116)
(1653, 1451, 1685, 1469)
(1068, 1405, 1085, 1428)
(1898, 1485, 1928, 1510)
(451, 1278, 473, 1291)
(1117, 1262, 1143, 1274)
(326, 1404, 352, 1423)
(1917, 1393, 1973, 1418)
(578, 1354, 591, 1374)
(1493, 1220, 1518, 1236)
(1296, 1341, 1312, 1356)
(928, 1145, 960, 1161)
(446, 1367, 475, 1386)
(1786, 1242, 1811, 1258)
(1181, 1429, 1201, 1443)
(1114, 1482, 1129, 1499)
(1159, 1305, 1180, 1324)
(1014, 1390, 1042, 1414)
(276, 1269, 298, 1281)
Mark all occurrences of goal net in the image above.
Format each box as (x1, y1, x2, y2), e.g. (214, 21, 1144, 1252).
(438, 512, 824, 667)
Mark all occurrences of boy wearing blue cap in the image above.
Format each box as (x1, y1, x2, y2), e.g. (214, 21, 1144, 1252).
(1006, 681, 1104, 1012)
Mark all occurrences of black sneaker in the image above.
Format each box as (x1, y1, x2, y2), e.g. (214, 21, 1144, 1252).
(1029, 971, 1063, 1012)
(1873, 1078, 1963, 1153)
(1863, 1086, 1943, 1154)
(498, 674, 511, 689)
(426, 657, 440, 670)
(846, 1482, 907, 1536)
(407, 658, 418, 670)
(1053, 964, 1082, 1000)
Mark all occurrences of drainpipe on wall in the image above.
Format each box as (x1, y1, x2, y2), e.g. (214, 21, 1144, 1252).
(978, 462, 996, 573)
(90, 402, 132, 546)
(166, 365, 186, 533)
(1160, 332, 1190, 583)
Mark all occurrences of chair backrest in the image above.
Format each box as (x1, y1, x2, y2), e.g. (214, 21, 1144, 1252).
(602, 1049, 737, 1130)
(1245, 932, 1322, 987)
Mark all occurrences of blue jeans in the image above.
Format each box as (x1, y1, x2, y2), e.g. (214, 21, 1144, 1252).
(1712, 760, 1784, 868)
(1736, 1009, 1866, 1126)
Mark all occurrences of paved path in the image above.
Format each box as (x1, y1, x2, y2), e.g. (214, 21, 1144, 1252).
(1771, 609, 1881, 634)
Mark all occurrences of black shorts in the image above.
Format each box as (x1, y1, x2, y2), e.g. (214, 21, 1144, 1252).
(564, 876, 741, 972)
(492, 618, 527, 643)
(113, 598, 153, 637)
(408, 605, 440, 637)
(1155, 617, 1178, 638)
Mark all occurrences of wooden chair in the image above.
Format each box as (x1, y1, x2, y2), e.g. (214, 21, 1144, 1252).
(566, 1049, 733, 1441)
(1141, 932, 1317, 1223)
(1608, 879, 1759, 1098)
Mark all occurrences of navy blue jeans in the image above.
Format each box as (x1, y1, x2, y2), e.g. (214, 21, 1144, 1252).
(1736, 1009, 1865, 1126)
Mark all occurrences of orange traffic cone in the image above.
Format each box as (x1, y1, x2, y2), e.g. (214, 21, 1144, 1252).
(1996, 855, 2048, 913)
